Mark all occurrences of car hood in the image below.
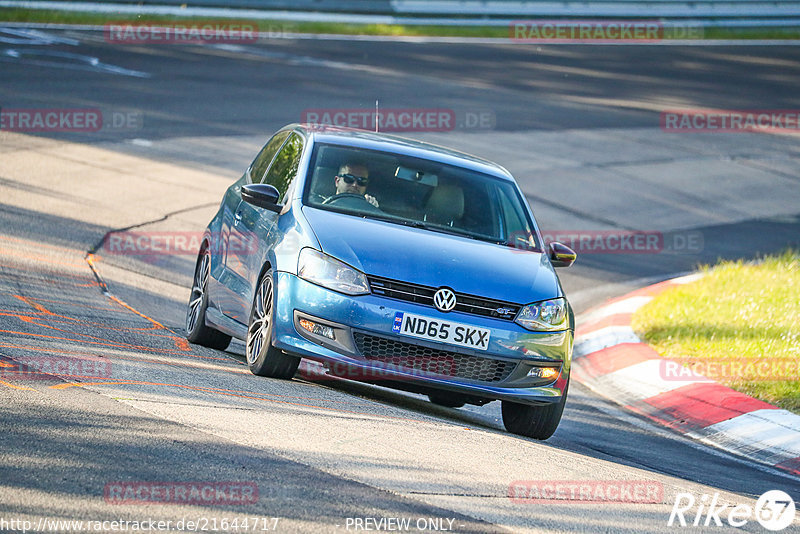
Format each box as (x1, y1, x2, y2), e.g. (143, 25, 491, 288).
(302, 207, 562, 304)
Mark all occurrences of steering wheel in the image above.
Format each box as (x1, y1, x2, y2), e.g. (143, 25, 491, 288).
(322, 193, 372, 206)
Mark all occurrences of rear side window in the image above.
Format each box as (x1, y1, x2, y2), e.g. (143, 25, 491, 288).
(262, 132, 304, 202)
(249, 131, 290, 183)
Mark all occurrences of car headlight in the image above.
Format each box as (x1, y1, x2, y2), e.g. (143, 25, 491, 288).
(515, 298, 568, 331)
(297, 248, 370, 296)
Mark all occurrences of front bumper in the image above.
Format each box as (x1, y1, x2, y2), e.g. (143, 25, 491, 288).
(271, 271, 572, 406)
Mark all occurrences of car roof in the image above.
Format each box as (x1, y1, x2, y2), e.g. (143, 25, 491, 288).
(288, 123, 514, 181)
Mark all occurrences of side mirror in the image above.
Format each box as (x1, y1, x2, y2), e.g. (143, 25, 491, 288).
(549, 241, 577, 268)
(242, 184, 282, 213)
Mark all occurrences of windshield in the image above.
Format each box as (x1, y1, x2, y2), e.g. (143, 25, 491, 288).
(302, 143, 541, 251)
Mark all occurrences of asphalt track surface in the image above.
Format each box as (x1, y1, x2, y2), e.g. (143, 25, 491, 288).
(1, 28, 800, 533)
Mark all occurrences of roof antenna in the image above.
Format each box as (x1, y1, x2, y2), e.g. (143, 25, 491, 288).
(375, 99, 379, 132)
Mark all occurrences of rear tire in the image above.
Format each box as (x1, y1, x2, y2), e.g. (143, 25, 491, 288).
(186, 247, 231, 351)
(501, 380, 569, 440)
(246, 270, 300, 378)
(427, 391, 466, 408)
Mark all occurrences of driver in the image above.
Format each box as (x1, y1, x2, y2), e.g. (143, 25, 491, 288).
(333, 163, 379, 208)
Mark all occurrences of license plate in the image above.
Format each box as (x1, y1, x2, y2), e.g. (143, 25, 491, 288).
(391, 312, 490, 351)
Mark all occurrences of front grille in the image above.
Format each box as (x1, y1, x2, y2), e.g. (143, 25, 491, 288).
(353, 332, 515, 383)
(367, 275, 521, 321)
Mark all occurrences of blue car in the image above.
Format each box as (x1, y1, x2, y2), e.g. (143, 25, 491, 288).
(186, 124, 577, 439)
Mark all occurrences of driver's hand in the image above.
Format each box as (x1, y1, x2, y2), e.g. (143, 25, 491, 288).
(365, 194, 379, 208)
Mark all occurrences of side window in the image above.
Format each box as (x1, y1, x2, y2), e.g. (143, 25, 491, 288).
(498, 189, 524, 232)
(497, 187, 535, 248)
(249, 131, 290, 183)
(262, 133, 304, 202)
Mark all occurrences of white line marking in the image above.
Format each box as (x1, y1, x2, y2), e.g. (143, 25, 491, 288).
(692, 409, 800, 463)
(580, 295, 653, 326)
(570, 382, 800, 482)
(602, 359, 704, 398)
(671, 272, 705, 285)
(574, 325, 641, 356)
(0, 27, 78, 45)
(0, 48, 150, 77)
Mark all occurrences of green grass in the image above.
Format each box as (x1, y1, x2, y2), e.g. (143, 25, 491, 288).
(0, 9, 509, 37)
(703, 27, 800, 40)
(631, 250, 800, 413)
(1, 8, 799, 39)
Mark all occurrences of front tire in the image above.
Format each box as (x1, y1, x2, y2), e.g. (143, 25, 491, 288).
(186, 248, 231, 351)
(246, 270, 300, 378)
(501, 380, 569, 440)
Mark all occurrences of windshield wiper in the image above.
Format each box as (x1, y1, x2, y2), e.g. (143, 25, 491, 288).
(408, 221, 473, 238)
(361, 213, 505, 245)
(403, 220, 506, 244)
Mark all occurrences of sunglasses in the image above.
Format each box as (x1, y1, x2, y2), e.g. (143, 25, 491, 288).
(338, 173, 369, 186)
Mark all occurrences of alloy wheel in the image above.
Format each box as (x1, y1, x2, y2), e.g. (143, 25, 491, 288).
(187, 251, 209, 334)
(247, 275, 273, 364)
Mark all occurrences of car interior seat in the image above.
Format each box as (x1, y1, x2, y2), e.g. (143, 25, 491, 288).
(424, 184, 464, 226)
(310, 166, 338, 202)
